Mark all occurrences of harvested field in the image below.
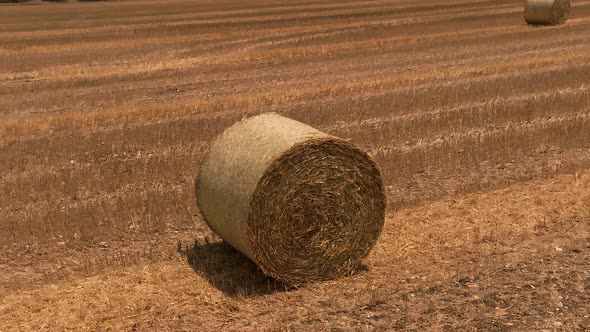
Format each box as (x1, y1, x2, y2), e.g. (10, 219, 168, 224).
(0, 0, 589, 330)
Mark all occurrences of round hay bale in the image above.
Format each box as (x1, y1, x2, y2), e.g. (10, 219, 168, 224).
(524, 0, 570, 25)
(196, 113, 386, 285)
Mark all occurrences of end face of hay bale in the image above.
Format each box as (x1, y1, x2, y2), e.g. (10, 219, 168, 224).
(524, 0, 570, 25)
(247, 138, 386, 285)
(196, 113, 386, 285)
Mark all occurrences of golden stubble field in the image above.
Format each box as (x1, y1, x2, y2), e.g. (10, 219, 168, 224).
(0, 0, 589, 330)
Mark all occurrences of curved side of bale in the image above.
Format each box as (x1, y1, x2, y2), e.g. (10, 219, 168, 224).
(196, 113, 330, 260)
(524, 0, 570, 25)
(196, 113, 386, 285)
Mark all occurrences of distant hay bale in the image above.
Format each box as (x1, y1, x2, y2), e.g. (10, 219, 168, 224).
(524, 0, 570, 25)
(196, 113, 386, 285)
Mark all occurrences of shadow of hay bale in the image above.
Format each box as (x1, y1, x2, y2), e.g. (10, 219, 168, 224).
(177, 235, 289, 298)
(178, 235, 370, 297)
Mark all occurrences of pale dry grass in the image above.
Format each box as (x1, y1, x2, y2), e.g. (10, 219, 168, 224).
(1, 0, 590, 330)
(2, 170, 589, 330)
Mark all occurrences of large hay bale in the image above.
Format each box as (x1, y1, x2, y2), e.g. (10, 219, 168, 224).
(196, 113, 386, 285)
(524, 0, 570, 25)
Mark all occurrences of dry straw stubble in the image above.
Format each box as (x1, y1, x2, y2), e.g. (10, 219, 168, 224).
(196, 113, 386, 285)
(524, 0, 570, 25)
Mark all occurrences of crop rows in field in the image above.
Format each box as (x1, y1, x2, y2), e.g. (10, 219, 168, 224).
(1, 0, 590, 330)
(1, 0, 589, 293)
